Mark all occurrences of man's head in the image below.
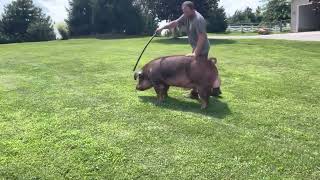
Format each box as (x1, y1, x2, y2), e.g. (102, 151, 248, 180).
(182, 1, 195, 18)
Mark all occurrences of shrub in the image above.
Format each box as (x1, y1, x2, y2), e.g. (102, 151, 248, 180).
(124, 8, 144, 35)
(1, 0, 56, 43)
(26, 21, 56, 42)
(207, 7, 228, 33)
(0, 32, 13, 44)
(142, 13, 159, 35)
(57, 24, 70, 40)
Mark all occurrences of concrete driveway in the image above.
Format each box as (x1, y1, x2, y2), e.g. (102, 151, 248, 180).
(208, 31, 320, 42)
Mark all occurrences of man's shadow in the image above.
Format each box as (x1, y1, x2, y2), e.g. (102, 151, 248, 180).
(139, 95, 231, 119)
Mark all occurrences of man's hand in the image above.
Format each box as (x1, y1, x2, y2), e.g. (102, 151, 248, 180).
(186, 53, 195, 57)
(155, 21, 178, 34)
(155, 27, 163, 33)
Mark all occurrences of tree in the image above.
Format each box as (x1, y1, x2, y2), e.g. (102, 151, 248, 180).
(228, 7, 262, 24)
(134, 0, 159, 35)
(67, 0, 144, 35)
(310, 0, 320, 14)
(111, 0, 144, 34)
(147, 0, 219, 21)
(66, 0, 92, 36)
(0, 0, 55, 43)
(0, 21, 12, 44)
(57, 23, 70, 40)
(92, 0, 114, 34)
(26, 20, 56, 42)
(262, 0, 291, 23)
(207, 7, 227, 32)
(144, 0, 226, 33)
(255, 6, 263, 23)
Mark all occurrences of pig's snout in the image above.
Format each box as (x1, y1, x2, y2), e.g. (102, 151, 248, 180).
(136, 84, 148, 91)
(136, 85, 143, 91)
(136, 81, 152, 91)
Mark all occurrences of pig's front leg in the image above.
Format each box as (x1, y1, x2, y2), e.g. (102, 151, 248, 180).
(154, 84, 168, 104)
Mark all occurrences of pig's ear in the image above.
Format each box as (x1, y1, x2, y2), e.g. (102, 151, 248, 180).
(138, 72, 143, 79)
(134, 72, 138, 80)
(134, 71, 143, 80)
(209, 57, 217, 64)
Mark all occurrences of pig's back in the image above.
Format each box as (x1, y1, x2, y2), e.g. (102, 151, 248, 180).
(158, 56, 194, 88)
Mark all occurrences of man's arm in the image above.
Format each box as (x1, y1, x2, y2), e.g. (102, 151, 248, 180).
(194, 18, 208, 58)
(156, 15, 185, 33)
(194, 33, 207, 57)
(156, 21, 179, 32)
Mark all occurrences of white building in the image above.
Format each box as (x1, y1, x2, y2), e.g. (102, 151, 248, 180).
(291, 0, 320, 32)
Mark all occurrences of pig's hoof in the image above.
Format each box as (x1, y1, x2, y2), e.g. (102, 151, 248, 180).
(211, 87, 222, 97)
(201, 104, 208, 110)
(186, 92, 199, 100)
(156, 99, 164, 105)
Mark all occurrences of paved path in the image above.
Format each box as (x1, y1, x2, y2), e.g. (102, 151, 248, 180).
(208, 31, 320, 42)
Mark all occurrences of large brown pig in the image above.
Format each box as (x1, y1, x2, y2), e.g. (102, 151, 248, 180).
(134, 55, 221, 109)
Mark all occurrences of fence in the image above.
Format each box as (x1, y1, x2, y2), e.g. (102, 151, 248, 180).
(227, 20, 291, 33)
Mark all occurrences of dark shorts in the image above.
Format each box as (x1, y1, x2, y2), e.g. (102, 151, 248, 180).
(196, 53, 209, 61)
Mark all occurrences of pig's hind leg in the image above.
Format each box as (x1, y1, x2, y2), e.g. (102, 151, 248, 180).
(163, 85, 170, 98)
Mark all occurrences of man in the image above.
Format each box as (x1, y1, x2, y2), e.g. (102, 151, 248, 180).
(155, 1, 221, 97)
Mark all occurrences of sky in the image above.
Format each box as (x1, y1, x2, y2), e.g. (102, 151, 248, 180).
(0, 0, 262, 23)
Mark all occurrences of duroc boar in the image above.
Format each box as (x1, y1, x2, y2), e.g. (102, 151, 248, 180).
(134, 55, 221, 109)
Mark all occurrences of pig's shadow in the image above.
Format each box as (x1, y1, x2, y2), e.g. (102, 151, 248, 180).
(139, 96, 231, 119)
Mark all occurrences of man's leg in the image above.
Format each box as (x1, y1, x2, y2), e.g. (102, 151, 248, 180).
(208, 54, 222, 97)
(212, 77, 222, 97)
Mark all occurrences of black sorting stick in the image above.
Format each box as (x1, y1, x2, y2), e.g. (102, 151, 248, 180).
(133, 32, 157, 72)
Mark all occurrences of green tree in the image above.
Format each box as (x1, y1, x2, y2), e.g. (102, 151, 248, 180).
(0, 0, 55, 43)
(135, 0, 159, 35)
(207, 7, 227, 32)
(262, 0, 291, 23)
(66, 0, 92, 36)
(26, 18, 56, 42)
(92, 0, 114, 34)
(67, 0, 144, 35)
(111, 0, 144, 34)
(57, 23, 70, 40)
(144, 0, 226, 33)
(255, 6, 263, 23)
(228, 7, 262, 24)
(147, 0, 219, 21)
(310, 0, 320, 14)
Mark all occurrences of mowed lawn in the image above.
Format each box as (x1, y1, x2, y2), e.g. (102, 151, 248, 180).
(0, 37, 319, 179)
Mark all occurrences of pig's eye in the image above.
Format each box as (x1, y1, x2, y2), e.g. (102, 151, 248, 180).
(139, 73, 143, 79)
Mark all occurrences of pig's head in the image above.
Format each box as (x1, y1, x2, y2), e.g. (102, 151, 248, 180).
(134, 70, 153, 91)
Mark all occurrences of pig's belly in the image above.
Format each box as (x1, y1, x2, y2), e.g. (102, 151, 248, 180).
(165, 75, 194, 88)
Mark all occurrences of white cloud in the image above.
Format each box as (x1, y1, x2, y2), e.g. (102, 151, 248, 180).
(0, 0, 69, 23)
(220, 0, 262, 16)
(35, 0, 69, 23)
(1, 0, 262, 22)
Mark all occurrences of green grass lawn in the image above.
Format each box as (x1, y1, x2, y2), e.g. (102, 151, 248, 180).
(208, 32, 259, 36)
(0, 37, 319, 179)
(208, 31, 289, 36)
